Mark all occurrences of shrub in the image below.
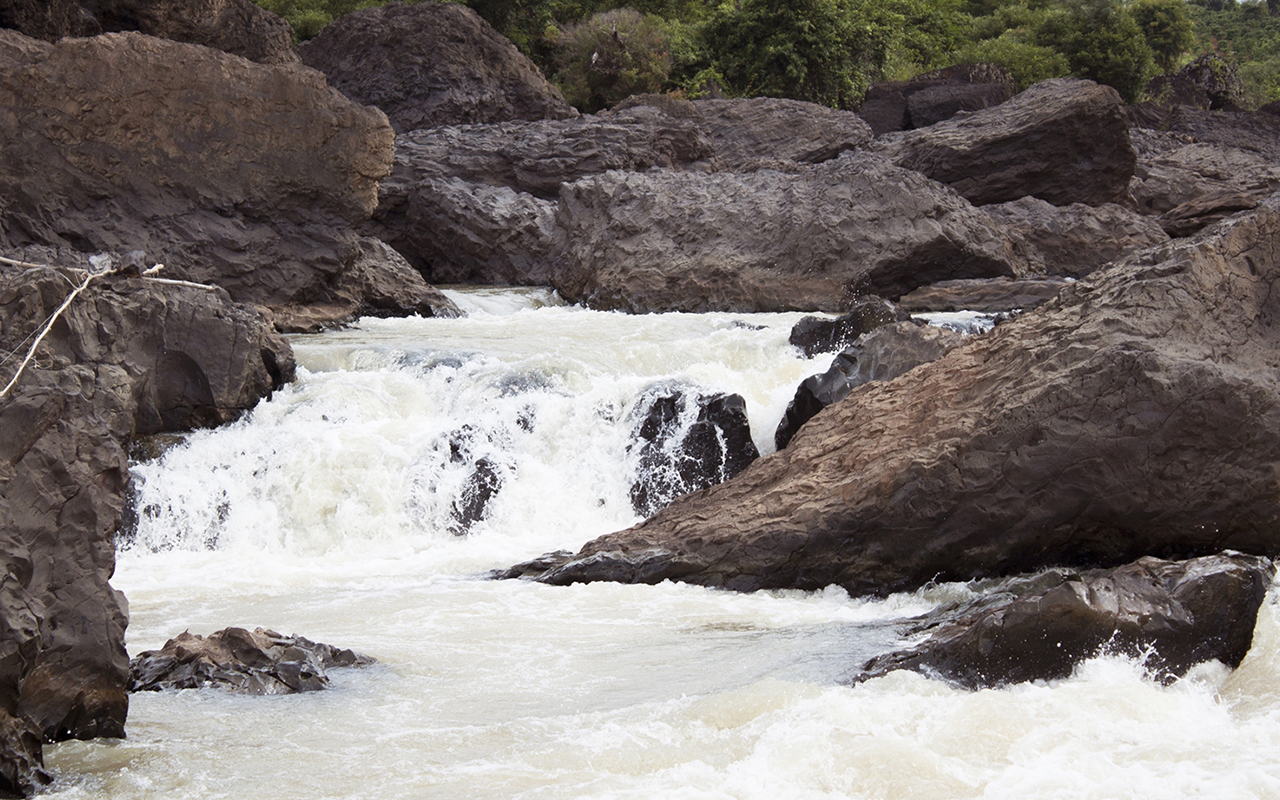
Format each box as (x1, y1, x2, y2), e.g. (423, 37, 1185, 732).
(953, 31, 1072, 89)
(1132, 0, 1196, 72)
(552, 8, 673, 111)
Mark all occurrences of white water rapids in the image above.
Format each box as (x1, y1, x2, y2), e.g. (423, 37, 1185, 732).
(42, 289, 1280, 799)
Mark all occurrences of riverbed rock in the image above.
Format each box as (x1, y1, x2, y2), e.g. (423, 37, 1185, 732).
(0, 30, 444, 328)
(0, 0, 297, 63)
(858, 63, 1017, 136)
(860, 553, 1273, 688)
(982, 197, 1170, 278)
(774, 322, 965, 451)
(787, 297, 907, 358)
(499, 194, 1280, 596)
(0, 256, 290, 791)
(1144, 53, 1245, 112)
(690, 97, 873, 167)
(1158, 190, 1261, 238)
(129, 627, 374, 694)
(297, 0, 576, 133)
(629, 389, 759, 517)
(552, 150, 1026, 313)
(895, 276, 1073, 313)
(875, 79, 1135, 207)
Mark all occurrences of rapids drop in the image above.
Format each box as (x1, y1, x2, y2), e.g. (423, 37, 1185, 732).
(43, 289, 1280, 799)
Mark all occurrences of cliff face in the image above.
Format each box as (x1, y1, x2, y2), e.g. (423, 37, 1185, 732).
(0, 255, 293, 795)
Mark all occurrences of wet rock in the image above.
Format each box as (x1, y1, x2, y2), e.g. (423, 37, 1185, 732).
(858, 63, 1016, 136)
(0, 30, 442, 328)
(629, 388, 759, 517)
(774, 322, 965, 451)
(129, 627, 375, 694)
(860, 553, 1273, 688)
(552, 151, 1026, 313)
(895, 276, 1073, 314)
(446, 426, 507, 535)
(0, 258, 289, 789)
(787, 297, 907, 358)
(297, 1, 574, 133)
(875, 79, 1135, 207)
(982, 197, 1171, 278)
(0, 0, 297, 63)
(501, 195, 1280, 596)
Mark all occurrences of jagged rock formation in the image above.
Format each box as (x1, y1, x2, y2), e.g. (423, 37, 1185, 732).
(860, 553, 1273, 688)
(857, 63, 1017, 136)
(0, 30, 453, 330)
(895, 276, 1072, 314)
(297, 0, 576, 132)
(552, 151, 1026, 313)
(498, 195, 1280, 596)
(875, 79, 1136, 207)
(786, 297, 907, 358)
(130, 627, 374, 694)
(0, 254, 291, 795)
(1143, 53, 1245, 112)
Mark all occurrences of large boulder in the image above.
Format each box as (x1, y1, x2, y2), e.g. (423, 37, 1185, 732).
(297, 1, 576, 133)
(0, 255, 290, 793)
(0, 30, 452, 329)
(860, 553, 1273, 688)
(689, 97, 873, 167)
(551, 151, 1027, 313)
(1144, 53, 1245, 112)
(982, 196, 1170, 278)
(787, 297, 907, 358)
(0, 0, 297, 63)
(499, 195, 1280, 596)
(130, 627, 374, 694)
(874, 79, 1136, 207)
(857, 63, 1017, 136)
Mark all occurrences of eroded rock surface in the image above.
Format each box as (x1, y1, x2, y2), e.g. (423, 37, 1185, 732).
(130, 627, 374, 694)
(297, 0, 575, 132)
(875, 79, 1135, 207)
(787, 297, 907, 358)
(860, 553, 1274, 688)
(895, 276, 1072, 314)
(500, 195, 1280, 595)
(858, 63, 1016, 136)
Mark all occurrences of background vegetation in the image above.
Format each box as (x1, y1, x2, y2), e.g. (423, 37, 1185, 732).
(254, 0, 1280, 110)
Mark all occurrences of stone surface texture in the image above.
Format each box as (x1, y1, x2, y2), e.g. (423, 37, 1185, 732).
(297, 0, 576, 133)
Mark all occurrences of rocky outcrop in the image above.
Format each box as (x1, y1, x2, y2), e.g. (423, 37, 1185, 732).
(787, 297, 907, 358)
(499, 194, 1280, 596)
(0, 30, 450, 330)
(628, 389, 759, 517)
(0, 255, 290, 793)
(858, 63, 1017, 136)
(0, 0, 297, 63)
(860, 553, 1273, 688)
(1144, 53, 1245, 112)
(774, 322, 965, 451)
(297, 1, 576, 133)
(552, 151, 1026, 313)
(689, 97, 873, 167)
(982, 197, 1170, 278)
(875, 79, 1135, 207)
(895, 276, 1072, 314)
(1158, 190, 1261, 238)
(130, 627, 374, 694)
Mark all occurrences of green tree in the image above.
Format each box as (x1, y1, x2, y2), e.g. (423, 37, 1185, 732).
(552, 8, 674, 111)
(1132, 0, 1196, 72)
(953, 31, 1072, 89)
(1037, 0, 1156, 101)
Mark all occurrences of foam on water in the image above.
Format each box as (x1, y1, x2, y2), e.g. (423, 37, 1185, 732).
(44, 293, 1280, 799)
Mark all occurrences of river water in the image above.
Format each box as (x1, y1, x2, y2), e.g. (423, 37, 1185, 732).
(41, 289, 1280, 799)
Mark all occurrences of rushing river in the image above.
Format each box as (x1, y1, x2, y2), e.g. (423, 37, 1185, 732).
(41, 289, 1280, 799)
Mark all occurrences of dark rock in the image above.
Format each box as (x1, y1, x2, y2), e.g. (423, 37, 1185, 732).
(552, 151, 1026, 313)
(774, 322, 965, 451)
(445, 426, 507, 535)
(896, 276, 1073, 313)
(875, 79, 1135, 207)
(1159, 190, 1261, 238)
(787, 297, 907, 358)
(129, 627, 375, 694)
(501, 194, 1280, 596)
(0, 258, 289, 789)
(690, 97, 873, 167)
(858, 63, 1017, 136)
(860, 553, 1273, 688)
(981, 197, 1170, 278)
(0, 0, 297, 64)
(1144, 53, 1245, 112)
(629, 388, 759, 517)
(297, 1, 575, 133)
(0, 30, 446, 329)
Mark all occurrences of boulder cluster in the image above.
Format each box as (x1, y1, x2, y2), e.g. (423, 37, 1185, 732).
(2, 0, 1280, 793)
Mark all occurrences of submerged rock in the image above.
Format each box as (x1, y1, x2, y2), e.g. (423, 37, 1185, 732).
(130, 628, 375, 694)
(787, 297, 907, 358)
(859, 553, 1273, 688)
(500, 195, 1280, 596)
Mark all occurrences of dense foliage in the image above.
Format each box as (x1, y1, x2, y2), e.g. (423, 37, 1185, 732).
(254, 0, 1280, 110)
